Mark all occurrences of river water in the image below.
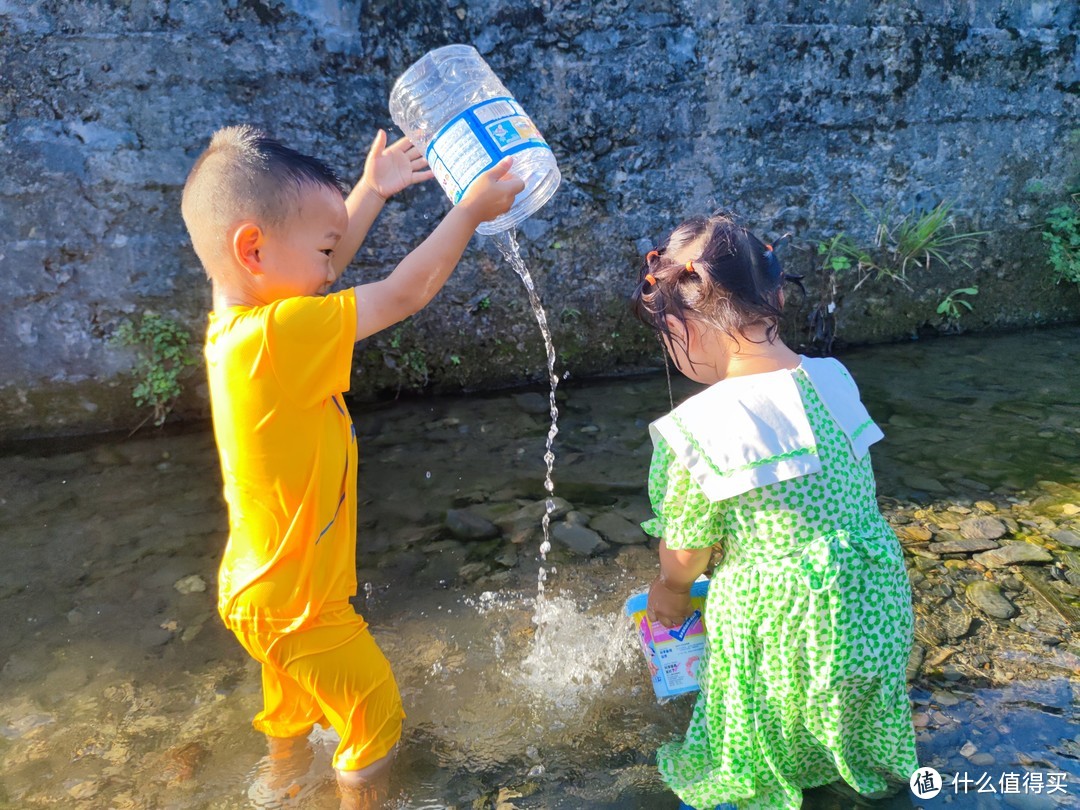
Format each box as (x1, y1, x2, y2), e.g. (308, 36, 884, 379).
(1, 326, 1078, 809)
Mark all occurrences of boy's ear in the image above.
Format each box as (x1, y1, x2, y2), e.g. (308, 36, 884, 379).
(231, 223, 265, 275)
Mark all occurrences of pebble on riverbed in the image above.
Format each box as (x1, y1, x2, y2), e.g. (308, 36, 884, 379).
(965, 580, 1018, 619)
(972, 541, 1054, 567)
(958, 516, 1008, 541)
(173, 575, 207, 595)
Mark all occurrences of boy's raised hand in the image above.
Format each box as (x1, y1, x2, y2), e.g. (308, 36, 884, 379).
(457, 157, 525, 226)
(361, 129, 434, 200)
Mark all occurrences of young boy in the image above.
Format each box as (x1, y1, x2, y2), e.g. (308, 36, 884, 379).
(180, 125, 523, 807)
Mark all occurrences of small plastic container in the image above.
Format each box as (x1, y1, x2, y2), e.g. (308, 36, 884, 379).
(625, 578, 709, 701)
(389, 44, 561, 235)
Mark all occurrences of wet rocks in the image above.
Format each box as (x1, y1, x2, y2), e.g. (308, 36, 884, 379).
(173, 574, 207, 594)
(66, 780, 101, 800)
(550, 523, 608, 556)
(588, 511, 646, 545)
(928, 535, 1000, 555)
(1049, 528, 1080, 548)
(512, 392, 550, 415)
(964, 580, 1018, 620)
(445, 509, 500, 541)
(895, 524, 932, 544)
(153, 741, 208, 785)
(972, 541, 1054, 567)
(958, 516, 1008, 541)
(494, 498, 573, 537)
(916, 597, 973, 645)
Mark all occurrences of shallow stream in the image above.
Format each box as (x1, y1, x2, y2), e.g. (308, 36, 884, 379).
(1, 326, 1079, 809)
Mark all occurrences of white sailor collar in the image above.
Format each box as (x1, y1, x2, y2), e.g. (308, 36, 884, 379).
(649, 356, 884, 502)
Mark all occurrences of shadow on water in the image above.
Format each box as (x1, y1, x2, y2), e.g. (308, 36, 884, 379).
(0, 326, 1078, 808)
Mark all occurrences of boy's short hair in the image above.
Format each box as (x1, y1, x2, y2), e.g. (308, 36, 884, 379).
(181, 125, 344, 277)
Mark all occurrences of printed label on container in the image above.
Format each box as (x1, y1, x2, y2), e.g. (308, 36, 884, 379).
(426, 96, 552, 204)
(625, 579, 709, 701)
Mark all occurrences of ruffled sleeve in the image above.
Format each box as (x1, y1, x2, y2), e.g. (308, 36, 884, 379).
(642, 435, 723, 550)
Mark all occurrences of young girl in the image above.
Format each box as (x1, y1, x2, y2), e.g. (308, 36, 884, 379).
(633, 213, 918, 810)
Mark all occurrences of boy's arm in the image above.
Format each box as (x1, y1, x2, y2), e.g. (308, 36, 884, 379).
(332, 130, 434, 278)
(647, 539, 711, 628)
(352, 156, 524, 342)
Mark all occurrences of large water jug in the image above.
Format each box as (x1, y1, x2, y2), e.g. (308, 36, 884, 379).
(389, 44, 561, 235)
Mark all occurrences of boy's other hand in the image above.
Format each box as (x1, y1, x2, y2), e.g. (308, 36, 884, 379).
(362, 129, 434, 200)
(457, 157, 525, 226)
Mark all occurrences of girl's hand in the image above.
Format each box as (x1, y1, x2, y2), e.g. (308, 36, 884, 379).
(646, 574, 693, 629)
(361, 129, 434, 200)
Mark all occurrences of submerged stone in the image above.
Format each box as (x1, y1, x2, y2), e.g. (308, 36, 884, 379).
(928, 536, 1000, 555)
(173, 574, 207, 594)
(896, 525, 933, 543)
(958, 516, 1008, 541)
(902, 474, 949, 494)
(972, 542, 1054, 567)
(513, 392, 550, 415)
(445, 509, 500, 541)
(965, 580, 1018, 619)
(917, 598, 972, 644)
(1049, 528, 1080, 548)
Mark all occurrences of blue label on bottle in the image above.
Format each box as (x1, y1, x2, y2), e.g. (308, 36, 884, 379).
(426, 96, 552, 204)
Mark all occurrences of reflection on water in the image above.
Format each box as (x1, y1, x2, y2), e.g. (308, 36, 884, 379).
(0, 326, 1078, 808)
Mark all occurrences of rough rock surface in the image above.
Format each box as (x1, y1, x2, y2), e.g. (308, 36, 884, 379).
(2, 1, 1078, 439)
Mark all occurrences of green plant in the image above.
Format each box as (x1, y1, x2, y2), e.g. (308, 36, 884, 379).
(382, 323, 429, 391)
(856, 197, 986, 286)
(111, 312, 197, 427)
(936, 286, 979, 333)
(816, 232, 874, 283)
(809, 197, 985, 353)
(1043, 195, 1080, 285)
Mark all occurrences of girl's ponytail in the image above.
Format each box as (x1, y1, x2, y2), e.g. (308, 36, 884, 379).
(631, 213, 793, 347)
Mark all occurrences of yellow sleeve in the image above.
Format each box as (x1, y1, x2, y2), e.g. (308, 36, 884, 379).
(261, 289, 358, 407)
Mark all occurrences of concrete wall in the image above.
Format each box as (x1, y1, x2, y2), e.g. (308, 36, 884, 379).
(1, 0, 1078, 440)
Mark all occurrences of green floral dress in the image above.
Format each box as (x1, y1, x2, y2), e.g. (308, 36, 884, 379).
(644, 362, 917, 810)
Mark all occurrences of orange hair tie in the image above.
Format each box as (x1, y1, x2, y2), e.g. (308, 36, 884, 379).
(765, 243, 773, 251)
(646, 250, 659, 262)
(644, 273, 657, 286)
(685, 260, 696, 274)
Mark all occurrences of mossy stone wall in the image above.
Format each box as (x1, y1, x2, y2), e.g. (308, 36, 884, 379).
(1, 1, 1077, 439)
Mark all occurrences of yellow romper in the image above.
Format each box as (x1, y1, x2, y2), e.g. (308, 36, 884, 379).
(205, 289, 403, 772)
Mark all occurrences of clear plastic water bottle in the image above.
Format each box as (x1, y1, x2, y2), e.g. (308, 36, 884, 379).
(389, 44, 561, 235)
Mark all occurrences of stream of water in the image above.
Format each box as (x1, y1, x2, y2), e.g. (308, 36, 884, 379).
(491, 229, 561, 577)
(1, 326, 1079, 809)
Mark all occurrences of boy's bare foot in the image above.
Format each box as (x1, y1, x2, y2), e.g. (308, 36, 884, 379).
(336, 752, 393, 810)
(248, 734, 314, 807)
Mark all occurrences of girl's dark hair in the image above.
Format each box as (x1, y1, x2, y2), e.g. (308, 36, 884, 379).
(631, 213, 798, 365)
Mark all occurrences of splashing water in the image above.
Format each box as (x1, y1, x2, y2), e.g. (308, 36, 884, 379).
(491, 229, 560, 593)
(518, 593, 637, 711)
